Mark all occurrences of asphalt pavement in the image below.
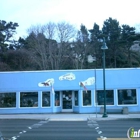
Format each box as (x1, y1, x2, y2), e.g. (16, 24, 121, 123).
(0, 113, 139, 121)
(0, 114, 140, 140)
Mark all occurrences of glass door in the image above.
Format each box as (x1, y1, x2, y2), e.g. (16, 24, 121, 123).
(62, 90, 73, 112)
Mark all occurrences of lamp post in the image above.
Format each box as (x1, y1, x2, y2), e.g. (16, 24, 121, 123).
(101, 38, 108, 118)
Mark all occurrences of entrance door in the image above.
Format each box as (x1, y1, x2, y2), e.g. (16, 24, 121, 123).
(62, 90, 73, 112)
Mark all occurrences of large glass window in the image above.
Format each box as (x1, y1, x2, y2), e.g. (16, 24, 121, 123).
(74, 91, 78, 106)
(96, 90, 114, 105)
(83, 90, 91, 106)
(20, 92, 38, 107)
(0, 92, 16, 108)
(42, 92, 50, 107)
(118, 89, 137, 105)
(55, 91, 60, 106)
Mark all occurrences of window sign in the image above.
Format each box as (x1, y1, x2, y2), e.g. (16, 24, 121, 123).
(42, 92, 50, 107)
(83, 90, 91, 106)
(0, 92, 16, 108)
(96, 90, 114, 105)
(74, 91, 78, 106)
(55, 91, 60, 106)
(20, 92, 38, 107)
(118, 89, 137, 105)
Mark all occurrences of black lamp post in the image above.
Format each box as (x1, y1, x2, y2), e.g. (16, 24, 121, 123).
(101, 38, 108, 118)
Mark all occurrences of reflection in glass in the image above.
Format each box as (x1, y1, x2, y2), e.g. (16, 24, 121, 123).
(0, 92, 16, 108)
(97, 90, 114, 105)
(62, 91, 72, 109)
(74, 91, 78, 106)
(42, 92, 50, 107)
(55, 91, 60, 106)
(20, 92, 38, 107)
(83, 90, 91, 106)
(118, 89, 137, 105)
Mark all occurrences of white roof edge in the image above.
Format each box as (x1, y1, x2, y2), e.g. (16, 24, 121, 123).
(0, 67, 140, 74)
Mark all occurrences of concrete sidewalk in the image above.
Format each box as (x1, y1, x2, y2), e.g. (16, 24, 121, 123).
(0, 113, 139, 121)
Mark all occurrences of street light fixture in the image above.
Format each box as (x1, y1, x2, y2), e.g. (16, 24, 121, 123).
(101, 38, 108, 118)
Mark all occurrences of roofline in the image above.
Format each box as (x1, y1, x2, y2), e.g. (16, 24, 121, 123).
(0, 67, 140, 74)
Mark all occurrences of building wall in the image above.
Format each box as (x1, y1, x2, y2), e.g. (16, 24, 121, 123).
(0, 68, 139, 114)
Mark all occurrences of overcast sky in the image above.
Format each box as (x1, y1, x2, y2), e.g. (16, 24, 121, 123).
(1, 0, 140, 38)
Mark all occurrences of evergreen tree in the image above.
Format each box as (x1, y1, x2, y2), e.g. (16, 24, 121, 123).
(102, 17, 121, 68)
(0, 20, 18, 52)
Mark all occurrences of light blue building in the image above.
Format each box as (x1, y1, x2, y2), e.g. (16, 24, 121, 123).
(0, 68, 139, 114)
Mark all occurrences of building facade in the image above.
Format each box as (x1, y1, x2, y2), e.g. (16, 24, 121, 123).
(0, 68, 140, 114)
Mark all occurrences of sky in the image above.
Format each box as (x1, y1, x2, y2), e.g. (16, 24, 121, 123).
(1, 0, 140, 39)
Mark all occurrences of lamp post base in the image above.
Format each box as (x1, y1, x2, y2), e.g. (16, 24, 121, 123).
(102, 113, 108, 118)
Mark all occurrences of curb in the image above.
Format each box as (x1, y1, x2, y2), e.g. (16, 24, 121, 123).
(0, 117, 50, 121)
(88, 117, 140, 121)
(49, 118, 86, 121)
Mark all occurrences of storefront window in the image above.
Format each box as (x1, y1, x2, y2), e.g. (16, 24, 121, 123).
(97, 90, 114, 105)
(42, 92, 50, 107)
(74, 91, 78, 106)
(20, 92, 38, 107)
(118, 89, 137, 105)
(83, 90, 91, 106)
(0, 92, 16, 108)
(55, 91, 60, 106)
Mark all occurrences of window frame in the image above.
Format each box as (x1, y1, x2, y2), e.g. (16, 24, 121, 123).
(95, 89, 114, 106)
(117, 89, 137, 106)
(54, 91, 60, 107)
(42, 91, 51, 107)
(20, 92, 38, 108)
(74, 91, 79, 106)
(0, 92, 16, 108)
(82, 90, 92, 107)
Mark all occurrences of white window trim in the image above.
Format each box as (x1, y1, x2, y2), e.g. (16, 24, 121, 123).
(117, 88, 138, 106)
(82, 90, 92, 107)
(94, 89, 115, 106)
